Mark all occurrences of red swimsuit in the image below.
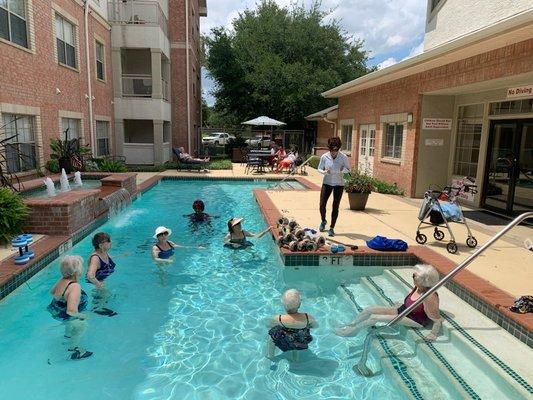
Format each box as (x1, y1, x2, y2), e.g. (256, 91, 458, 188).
(397, 288, 433, 327)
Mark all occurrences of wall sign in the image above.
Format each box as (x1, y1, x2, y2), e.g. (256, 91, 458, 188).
(422, 118, 452, 130)
(425, 138, 444, 146)
(506, 85, 533, 99)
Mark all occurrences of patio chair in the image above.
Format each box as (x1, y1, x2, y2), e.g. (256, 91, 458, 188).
(172, 147, 209, 172)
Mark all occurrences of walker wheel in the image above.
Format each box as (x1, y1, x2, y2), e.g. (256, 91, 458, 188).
(433, 229, 445, 241)
(415, 233, 427, 244)
(466, 237, 478, 248)
(446, 242, 458, 254)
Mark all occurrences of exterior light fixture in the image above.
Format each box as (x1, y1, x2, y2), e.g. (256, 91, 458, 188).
(407, 113, 413, 123)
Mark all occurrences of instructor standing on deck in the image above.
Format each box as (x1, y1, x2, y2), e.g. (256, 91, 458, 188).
(317, 137, 351, 237)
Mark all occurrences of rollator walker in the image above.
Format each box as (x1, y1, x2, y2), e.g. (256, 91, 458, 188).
(415, 178, 478, 254)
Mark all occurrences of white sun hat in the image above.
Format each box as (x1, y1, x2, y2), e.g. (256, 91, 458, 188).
(230, 217, 244, 227)
(153, 226, 172, 238)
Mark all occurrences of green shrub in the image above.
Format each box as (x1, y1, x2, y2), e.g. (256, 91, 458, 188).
(99, 160, 128, 172)
(307, 155, 320, 169)
(209, 159, 233, 170)
(344, 170, 374, 194)
(45, 159, 60, 173)
(0, 188, 29, 245)
(370, 178, 405, 196)
(128, 164, 167, 172)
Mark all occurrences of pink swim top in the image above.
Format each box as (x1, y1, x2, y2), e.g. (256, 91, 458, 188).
(397, 288, 433, 326)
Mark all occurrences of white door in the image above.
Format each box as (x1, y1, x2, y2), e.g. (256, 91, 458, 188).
(358, 124, 375, 176)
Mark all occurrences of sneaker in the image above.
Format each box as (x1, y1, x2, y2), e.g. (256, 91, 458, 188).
(319, 221, 327, 232)
(328, 228, 335, 237)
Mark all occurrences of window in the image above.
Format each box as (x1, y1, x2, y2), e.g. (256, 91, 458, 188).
(2, 113, 36, 172)
(55, 14, 76, 68)
(61, 118, 80, 141)
(489, 99, 533, 116)
(384, 123, 404, 159)
(0, 0, 28, 48)
(96, 121, 109, 156)
(340, 125, 353, 152)
(453, 104, 483, 177)
(95, 40, 104, 80)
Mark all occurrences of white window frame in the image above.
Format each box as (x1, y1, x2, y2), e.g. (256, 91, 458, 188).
(55, 13, 77, 69)
(61, 117, 80, 141)
(1, 113, 37, 173)
(95, 39, 105, 81)
(382, 123, 404, 160)
(340, 124, 353, 153)
(0, 0, 29, 49)
(95, 120, 109, 156)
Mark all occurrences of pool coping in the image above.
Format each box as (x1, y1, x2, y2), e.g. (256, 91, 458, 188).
(1, 176, 531, 347)
(253, 187, 533, 347)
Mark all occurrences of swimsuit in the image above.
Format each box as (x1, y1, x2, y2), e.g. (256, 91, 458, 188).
(47, 281, 88, 321)
(397, 288, 434, 327)
(190, 213, 209, 222)
(225, 236, 253, 248)
(268, 313, 313, 352)
(87, 253, 116, 283)
(156, 241, 175, 259)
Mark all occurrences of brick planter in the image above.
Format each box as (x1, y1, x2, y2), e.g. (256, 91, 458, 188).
(99, 173, 137, 196)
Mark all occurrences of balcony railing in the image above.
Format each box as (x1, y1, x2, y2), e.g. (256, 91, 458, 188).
(122, 74, 152, 97)
(108, 0, 168, 37)
(162, 78, 169, 101)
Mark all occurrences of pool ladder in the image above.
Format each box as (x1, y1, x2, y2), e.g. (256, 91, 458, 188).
(355, 211, 533, 377)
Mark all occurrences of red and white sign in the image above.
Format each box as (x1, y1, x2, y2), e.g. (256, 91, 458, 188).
(422, 118, 452, 130)
(507, 85, 533, 99)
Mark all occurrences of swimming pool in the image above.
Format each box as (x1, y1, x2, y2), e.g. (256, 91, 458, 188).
(22, 178, 102, 198)
(0, 179, 530, 399)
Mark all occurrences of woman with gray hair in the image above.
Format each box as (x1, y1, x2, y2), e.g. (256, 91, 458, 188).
(47, 255, 93, 360)
(336, 264, 443, 340)
(267, 289, 318, 358)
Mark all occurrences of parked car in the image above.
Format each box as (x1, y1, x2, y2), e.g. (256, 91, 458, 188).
(202, 132, 235, 146)
(245, 135, 272, 148)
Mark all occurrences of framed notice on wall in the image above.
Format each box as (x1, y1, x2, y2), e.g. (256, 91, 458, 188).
(422, 118, 452, 130)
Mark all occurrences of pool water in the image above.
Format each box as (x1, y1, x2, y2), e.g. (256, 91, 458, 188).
(0, 180, 528, 399)
(22, 179, 102, 198)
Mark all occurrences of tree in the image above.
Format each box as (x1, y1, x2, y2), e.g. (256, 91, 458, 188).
(204, 0, 374, 128)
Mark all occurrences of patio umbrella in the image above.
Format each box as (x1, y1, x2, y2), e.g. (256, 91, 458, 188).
(242, 116, 286, 126)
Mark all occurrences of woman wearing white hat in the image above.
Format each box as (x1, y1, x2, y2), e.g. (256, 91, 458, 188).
(224, 217, 273, 249)
(151, 226, 180, 263)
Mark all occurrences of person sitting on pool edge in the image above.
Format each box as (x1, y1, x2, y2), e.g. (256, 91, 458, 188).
(48, 255, 93, 360)
(267, 289, 318, 359)
(335, 264, 443, 340)
(151, 226, 205, 263)
(183, 199, 218, 222)
(224, 217, 273, 249)
(87, 232, 118, 317)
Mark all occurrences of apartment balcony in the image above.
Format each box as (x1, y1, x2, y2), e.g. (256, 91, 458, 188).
(121, 120, 171, 165)
(108, 0, 170, 57)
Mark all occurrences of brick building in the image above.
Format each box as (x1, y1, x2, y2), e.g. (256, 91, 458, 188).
(0, 0, 113, 176)
(311, 0, 533, 215)
(109, 0, 206, 165)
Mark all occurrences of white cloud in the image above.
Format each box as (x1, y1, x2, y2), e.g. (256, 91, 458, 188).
(377, 57, 398, 70)
(404, 41, 425, 59)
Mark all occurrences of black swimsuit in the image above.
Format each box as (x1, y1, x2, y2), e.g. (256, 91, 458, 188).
(268, 313, 313, 352)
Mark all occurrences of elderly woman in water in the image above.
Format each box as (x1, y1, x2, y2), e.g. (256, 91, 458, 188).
(224, 217, 273, 249)
(267, 289, 318, 359)
(336, 264, 443, 340)
(47, 255, 93, 360)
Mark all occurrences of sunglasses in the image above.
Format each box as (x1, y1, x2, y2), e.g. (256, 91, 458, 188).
(157, 232, 169, 237)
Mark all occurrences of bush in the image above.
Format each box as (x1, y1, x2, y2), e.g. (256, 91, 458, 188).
(344, 170, 374, 194)
(307, 155, 320, 169)
(0, 188, 29, 245)
(370, 178, 405, 196)
(99, 160, 128, 173)
(128, 164, 167, 172)
(209, 159, 233, 170)
(45, 159, 60, 173)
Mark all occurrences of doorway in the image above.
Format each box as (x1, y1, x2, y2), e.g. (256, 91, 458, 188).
(358, 124, 376, 176)
(482, 119, 533, 215)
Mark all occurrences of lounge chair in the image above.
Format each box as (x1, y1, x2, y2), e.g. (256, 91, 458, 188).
(172, 148, 209, 172)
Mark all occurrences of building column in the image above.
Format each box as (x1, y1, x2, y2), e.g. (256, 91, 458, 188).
(153, 119, 164, 165)
(151, 48, 163, 99)
(112, 47, 123, 98)
(115, 119, 124, 156)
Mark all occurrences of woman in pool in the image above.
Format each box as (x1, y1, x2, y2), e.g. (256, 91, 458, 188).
(224, 217, 273, 249)
(267, 289, 318, 358)
(87, 232, 117, 317)
(48, 255, 93, 360)
(336, 264, 443, 340)
(183, 199, 217, 222)
(151, 226, 204, 263)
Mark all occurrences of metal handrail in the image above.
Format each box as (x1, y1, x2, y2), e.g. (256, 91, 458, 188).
(268, 155, 314, 189)
(354, 211, 533, 376)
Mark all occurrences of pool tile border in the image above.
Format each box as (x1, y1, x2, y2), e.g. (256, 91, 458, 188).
(253, 186, 533, 347)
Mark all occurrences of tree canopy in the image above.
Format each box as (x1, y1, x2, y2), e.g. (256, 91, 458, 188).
(204, 0, 374, 128)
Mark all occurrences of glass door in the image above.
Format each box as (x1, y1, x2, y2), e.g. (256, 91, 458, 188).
(358, 124, 375, 176)
(483, 119, 533, 214)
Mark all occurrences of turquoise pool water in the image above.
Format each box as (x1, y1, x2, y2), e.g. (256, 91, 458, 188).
(22, 179, 102, 198)
(1, 180, 526, 399)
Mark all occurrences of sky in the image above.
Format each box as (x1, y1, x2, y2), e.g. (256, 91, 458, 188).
(201, 0, 427, 106)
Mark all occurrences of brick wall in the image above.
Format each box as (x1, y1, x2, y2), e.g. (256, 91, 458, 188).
(0, 0, 113, 166)
(316, 120, 336, 146)
(338, 38, 533, 196)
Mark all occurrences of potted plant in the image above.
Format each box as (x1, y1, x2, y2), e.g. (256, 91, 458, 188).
(50, 136, 90, 173)
(344, 170, 374, 210)
(225, 135, 248, 162)
(0, 188, 29, 245)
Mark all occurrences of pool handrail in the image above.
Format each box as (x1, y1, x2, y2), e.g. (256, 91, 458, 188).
(354, 211, 533, 376)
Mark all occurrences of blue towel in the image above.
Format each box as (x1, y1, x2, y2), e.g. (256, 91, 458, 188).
(366, 236, 408, 252)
